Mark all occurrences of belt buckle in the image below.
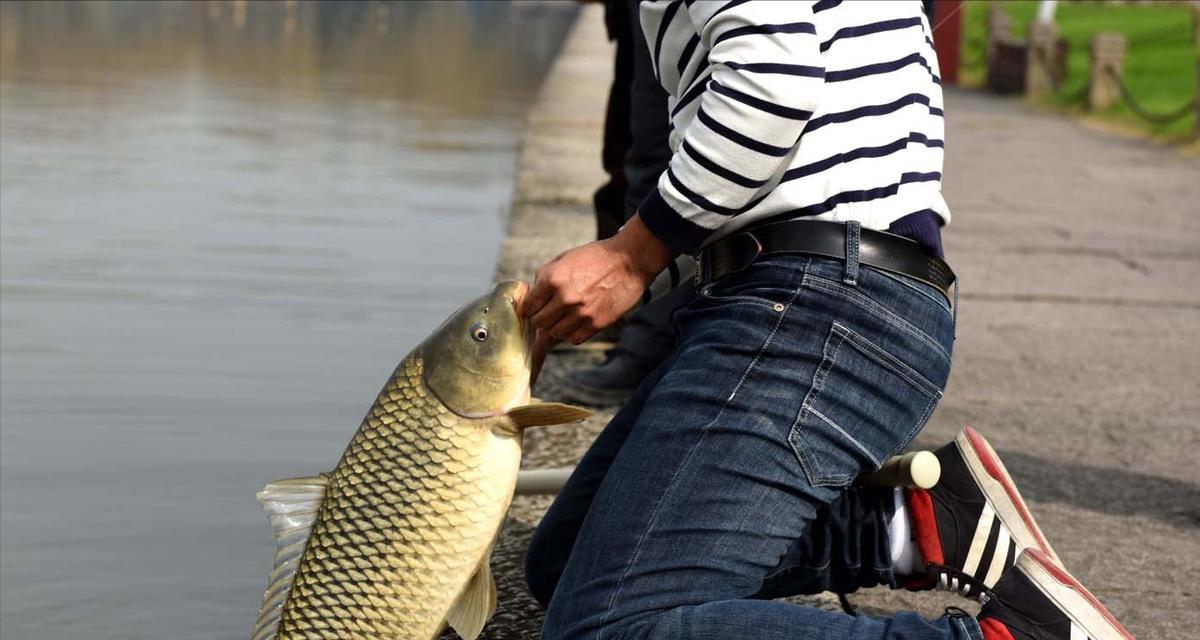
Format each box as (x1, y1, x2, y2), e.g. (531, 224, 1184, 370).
(697, 232, 763, 289)
(730, 232, 764, 274)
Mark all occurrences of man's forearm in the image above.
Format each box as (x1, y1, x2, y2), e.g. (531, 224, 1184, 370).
(608, 213, 676, 285)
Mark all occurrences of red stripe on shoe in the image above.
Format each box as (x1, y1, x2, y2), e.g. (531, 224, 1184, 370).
(1026, 548, 1136, 640)
(978, 617, 1016, 640)
(904, 487, 944, 566)
(963, 427, 1056, 557)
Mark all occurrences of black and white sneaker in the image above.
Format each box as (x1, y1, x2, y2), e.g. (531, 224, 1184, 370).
(905, 428, 1062, 600)
(977, 548, 1134, 640)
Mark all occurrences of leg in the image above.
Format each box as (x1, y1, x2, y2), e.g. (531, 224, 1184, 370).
(756, 485, 899, 599)
(593, 0, 633, 241)
(525, 355, 673, 607)
(620, 0, 671, 221)
(542, 255, 966, 639)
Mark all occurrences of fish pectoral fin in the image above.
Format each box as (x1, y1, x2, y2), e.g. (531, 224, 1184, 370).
(505, 402, 592, 428)
(445, 560, 497, 640)
(251, 475, 328, 640)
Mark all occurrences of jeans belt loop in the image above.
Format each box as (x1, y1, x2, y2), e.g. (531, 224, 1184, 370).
(844, 220, 861, 286)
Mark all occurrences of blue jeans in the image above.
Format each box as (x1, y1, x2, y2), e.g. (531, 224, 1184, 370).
(526, 246, 981, 639)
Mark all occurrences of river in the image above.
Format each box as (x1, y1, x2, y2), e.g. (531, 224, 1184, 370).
(0, 2, 574, 638)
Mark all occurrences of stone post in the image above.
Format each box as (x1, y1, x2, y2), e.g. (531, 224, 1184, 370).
(985, 4, 1013, 66)
(1193, 2, 1199, 134)
(1088, 33, 1126, 111)
(1194, 2, 1200, 47)
(1025, 20, 1059, 99)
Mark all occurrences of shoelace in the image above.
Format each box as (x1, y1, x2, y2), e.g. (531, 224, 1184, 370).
(929, 565, 994, 604)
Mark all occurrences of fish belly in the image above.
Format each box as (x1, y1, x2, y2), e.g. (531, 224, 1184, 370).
(276, 355, 521, 640)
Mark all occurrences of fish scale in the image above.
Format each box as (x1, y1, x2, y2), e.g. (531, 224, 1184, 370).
(275, 354, 517, 640)
(252, 281, 589, 640)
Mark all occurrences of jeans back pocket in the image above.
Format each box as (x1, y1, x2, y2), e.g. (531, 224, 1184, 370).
(788, 321, 946, 488)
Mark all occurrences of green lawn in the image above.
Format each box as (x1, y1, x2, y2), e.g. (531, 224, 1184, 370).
(959, 1, 1197, 140)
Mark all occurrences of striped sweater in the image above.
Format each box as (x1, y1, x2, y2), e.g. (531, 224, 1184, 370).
(637, 0, 950, 257)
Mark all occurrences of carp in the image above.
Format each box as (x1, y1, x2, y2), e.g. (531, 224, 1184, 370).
(250, 280, 589, 640)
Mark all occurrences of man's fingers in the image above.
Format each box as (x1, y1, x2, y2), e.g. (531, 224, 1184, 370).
(529, 331, 559, 384)
(566, 325, 597, 345)
(547, 315, 586, 343)
(522, 276, 553, 318)
(529, 299, 568, 333)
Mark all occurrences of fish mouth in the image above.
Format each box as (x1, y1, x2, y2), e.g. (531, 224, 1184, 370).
(494, 280, 535, 370)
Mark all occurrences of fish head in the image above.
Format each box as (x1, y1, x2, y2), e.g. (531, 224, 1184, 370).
(421, 280, 534, 418)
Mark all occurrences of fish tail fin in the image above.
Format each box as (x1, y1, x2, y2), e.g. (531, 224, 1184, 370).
(250, 475, 327, 640)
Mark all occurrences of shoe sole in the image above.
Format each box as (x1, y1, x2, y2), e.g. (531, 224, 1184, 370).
(1020, 548, 1135, 640)
(957, 428, 1064, 567)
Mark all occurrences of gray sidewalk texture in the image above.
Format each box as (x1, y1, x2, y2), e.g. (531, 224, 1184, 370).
(480, 9, 1200, 639)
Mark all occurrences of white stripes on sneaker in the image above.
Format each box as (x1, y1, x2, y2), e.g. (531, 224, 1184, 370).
(1071, 621, 1092, 640)
(961, 503, 1019, 589)
(961, 503, 995, 578)
(982, 524, 1011, 587)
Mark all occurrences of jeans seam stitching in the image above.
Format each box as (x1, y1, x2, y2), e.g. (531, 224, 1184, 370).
(594, 281, 802, 634)
(808, 406, 883, 468)
(725, 284, 802, 404)
(841, 322, 943, 463)
(700, 294, 782, 311)
(790, 322, 848, 486)
(835, 322, 943, 398)
(883, 375, 942, 468)
(803, 273, 952, 362)
(806, 274, 949, 361)
(593, 417, 711, 638)
(954, 614, 984, 640)
(875, 268, 952, 313)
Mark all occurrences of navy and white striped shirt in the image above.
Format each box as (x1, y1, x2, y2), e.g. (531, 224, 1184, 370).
(637, 0, 950, 256)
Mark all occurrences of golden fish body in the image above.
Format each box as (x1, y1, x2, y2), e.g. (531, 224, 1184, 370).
(251, 282, 588, 640)
(278, 354, 518, 640)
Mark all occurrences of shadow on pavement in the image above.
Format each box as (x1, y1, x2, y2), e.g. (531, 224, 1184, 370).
(996, 449, 1200, 529)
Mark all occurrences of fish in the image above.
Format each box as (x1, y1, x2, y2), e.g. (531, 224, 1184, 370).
(249, 280, 590, 640)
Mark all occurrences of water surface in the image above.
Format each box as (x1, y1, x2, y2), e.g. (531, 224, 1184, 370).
(0, 2, 573, 638)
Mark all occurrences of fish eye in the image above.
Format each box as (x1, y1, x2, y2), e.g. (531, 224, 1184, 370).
(470, 323, 489, 342)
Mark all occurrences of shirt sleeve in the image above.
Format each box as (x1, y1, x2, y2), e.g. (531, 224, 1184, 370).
(638, 0, 824, 255)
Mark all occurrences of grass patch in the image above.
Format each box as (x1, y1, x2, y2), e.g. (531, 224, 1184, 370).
(959, 1, 1197, 140)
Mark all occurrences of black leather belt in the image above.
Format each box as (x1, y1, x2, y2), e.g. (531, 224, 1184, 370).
(697, 220, 956, 303)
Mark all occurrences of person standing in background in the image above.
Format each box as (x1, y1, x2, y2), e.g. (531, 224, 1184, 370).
(561, 0, 688, 407)
(592, 0, 634, 243)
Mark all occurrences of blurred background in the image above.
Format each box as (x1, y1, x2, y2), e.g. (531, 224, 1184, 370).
(954, 0, 1196, 141)
(0, 2, 574, 638)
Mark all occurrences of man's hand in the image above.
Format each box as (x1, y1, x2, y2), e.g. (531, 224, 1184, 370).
(521, 214, 674, 346)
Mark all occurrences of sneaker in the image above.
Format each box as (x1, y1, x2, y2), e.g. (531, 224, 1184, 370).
(977, 548, 1133, 640)
(556, 349, 657, 407)
(905, 428, 1062, 600)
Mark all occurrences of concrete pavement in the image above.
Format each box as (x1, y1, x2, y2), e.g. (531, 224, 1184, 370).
(481, 8, 1200, 638)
